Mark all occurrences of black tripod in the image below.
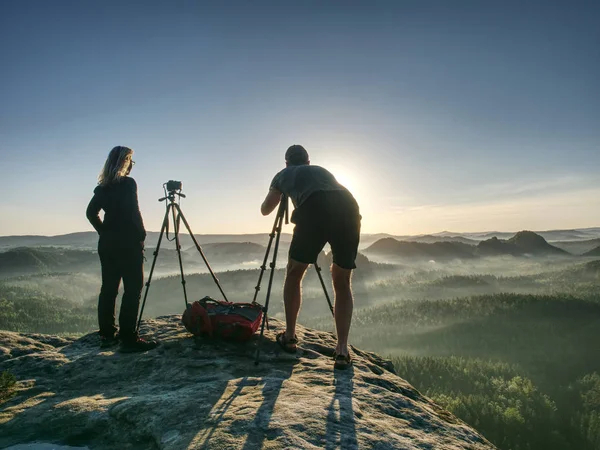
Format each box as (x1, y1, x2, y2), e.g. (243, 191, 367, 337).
(136, 186, 228, 332)
(253, 195, 334, 365)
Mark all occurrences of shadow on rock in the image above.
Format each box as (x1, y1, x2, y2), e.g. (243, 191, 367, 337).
(326, 367, 358, 450)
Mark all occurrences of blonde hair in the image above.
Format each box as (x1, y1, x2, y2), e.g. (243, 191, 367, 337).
(98, 146, 134, 186)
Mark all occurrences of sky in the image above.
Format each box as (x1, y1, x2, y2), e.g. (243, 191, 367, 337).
(1, 0, 598, 237)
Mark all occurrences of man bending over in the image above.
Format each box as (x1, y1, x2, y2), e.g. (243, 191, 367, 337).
(261, 144, 361, 369)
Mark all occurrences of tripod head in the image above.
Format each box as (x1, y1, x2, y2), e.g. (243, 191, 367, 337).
(159, 180, 186, 203)
(159, 191, 186, 203)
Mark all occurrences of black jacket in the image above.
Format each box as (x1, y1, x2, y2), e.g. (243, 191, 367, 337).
(86, 177, 146, 244)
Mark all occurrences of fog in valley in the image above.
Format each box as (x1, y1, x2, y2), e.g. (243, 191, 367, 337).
(2, 229, 598, 323)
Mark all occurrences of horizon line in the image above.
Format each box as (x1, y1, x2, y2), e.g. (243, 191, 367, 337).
(1, 225, 599, 240)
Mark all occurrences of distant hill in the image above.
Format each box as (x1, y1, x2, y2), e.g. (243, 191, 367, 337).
(583, 246, 600, 257)
(0, 247, 99, 278)
(317, 251, 390, 270)
(444, 227, 600, 242)
(0, 232, 382, 251)
(535, 228, 600, 242)
(358, 233, 396, 247)
(0, 232, 100, 250)
(0, 232, 287, 251)
(463, 231, 515, 241)
(553, 238, 600, 255)
(1, 227, 599, 251)
(477, 231, 569, 256)
(476, 237, 522, 256)
(507, 231, 567, 254)
(364, 238, 476, 260)
(404, 235, 479, 245)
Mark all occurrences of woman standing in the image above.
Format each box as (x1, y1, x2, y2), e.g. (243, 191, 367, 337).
(86, 146, 157, 352)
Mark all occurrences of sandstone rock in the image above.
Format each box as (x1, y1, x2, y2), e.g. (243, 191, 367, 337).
(0, 316, 495, 449)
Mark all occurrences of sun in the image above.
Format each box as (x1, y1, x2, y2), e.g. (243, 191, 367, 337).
(329, 166, 365, 203)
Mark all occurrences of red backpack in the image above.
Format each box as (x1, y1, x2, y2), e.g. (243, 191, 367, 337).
(182, 296, 263, 341)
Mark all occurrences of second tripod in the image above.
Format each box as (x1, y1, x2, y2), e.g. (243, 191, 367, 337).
(137, 184, 228, 332)
(252, 194, 334, 365)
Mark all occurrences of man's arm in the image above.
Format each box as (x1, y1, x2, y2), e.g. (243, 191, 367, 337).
(261, 188, 282, 216)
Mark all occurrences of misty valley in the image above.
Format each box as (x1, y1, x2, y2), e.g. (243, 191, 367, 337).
(1, 228, 600, 450)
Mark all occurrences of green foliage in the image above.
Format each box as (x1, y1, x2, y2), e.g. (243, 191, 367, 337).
(392, 356, 588, 450)
(3, 272, 100, 304)
(567, 373, 600, 449)
(359, 261, 600, 303)
(576, 373, 600, 411)
(0, 283, 96, 334)
(0, 247, 99, 278)
(0, 370, 17, 403)
(316, 293, 600, 390)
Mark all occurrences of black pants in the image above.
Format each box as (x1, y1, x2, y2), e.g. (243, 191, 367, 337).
(98, 239, 144, 339)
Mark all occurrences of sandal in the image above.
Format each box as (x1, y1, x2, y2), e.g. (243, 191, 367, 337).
(276, 332, 298, 354)
(333, 352, 353, 370)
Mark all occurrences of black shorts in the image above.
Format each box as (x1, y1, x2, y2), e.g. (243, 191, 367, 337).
(289, 190, 361, 270)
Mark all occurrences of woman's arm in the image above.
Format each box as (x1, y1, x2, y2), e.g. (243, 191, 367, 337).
(128, 178, 147, 241)
(86, 193, 104, 234)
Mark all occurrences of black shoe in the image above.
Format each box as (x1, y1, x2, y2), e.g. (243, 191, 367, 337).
(100, 332, 120, 348)
(119, 336, 159, 353)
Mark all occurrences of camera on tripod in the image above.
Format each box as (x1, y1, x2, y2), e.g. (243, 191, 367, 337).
(137, 180, 229, 332)
(159, 180, 185, 203)
(166, 180, 182, 192)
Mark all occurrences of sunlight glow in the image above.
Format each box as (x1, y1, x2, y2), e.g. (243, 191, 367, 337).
(325, 166, 364, 206)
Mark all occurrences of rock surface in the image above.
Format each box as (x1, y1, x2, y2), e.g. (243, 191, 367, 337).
(1, 316, 495, 449)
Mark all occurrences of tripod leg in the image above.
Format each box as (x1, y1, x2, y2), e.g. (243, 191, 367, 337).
(252, 207, 281, 304)
(172, 204, 190, 308)
(137, 204, 171, 332)
(175, 204, 229, 303)
(255, 198, 287, 365)
(314, 262, 335, 316)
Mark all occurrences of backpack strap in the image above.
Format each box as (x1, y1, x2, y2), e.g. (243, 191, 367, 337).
(191, 301, 213, 336)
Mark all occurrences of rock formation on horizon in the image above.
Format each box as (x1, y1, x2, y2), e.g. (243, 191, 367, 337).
(477, 231, 568, 257)
(364, 238, 476, 260)
(0, 316, 494, 449)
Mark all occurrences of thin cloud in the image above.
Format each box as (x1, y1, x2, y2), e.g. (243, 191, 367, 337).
(472, 175, 594, 199)
(386, 186, 600, 234)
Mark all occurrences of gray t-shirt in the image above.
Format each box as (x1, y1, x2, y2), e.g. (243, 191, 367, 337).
(269, 165, 347, 208)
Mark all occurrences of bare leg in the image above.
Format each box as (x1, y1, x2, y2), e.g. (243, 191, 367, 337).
(283, 258, 309, 340)
(331, 263, 354, 356)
